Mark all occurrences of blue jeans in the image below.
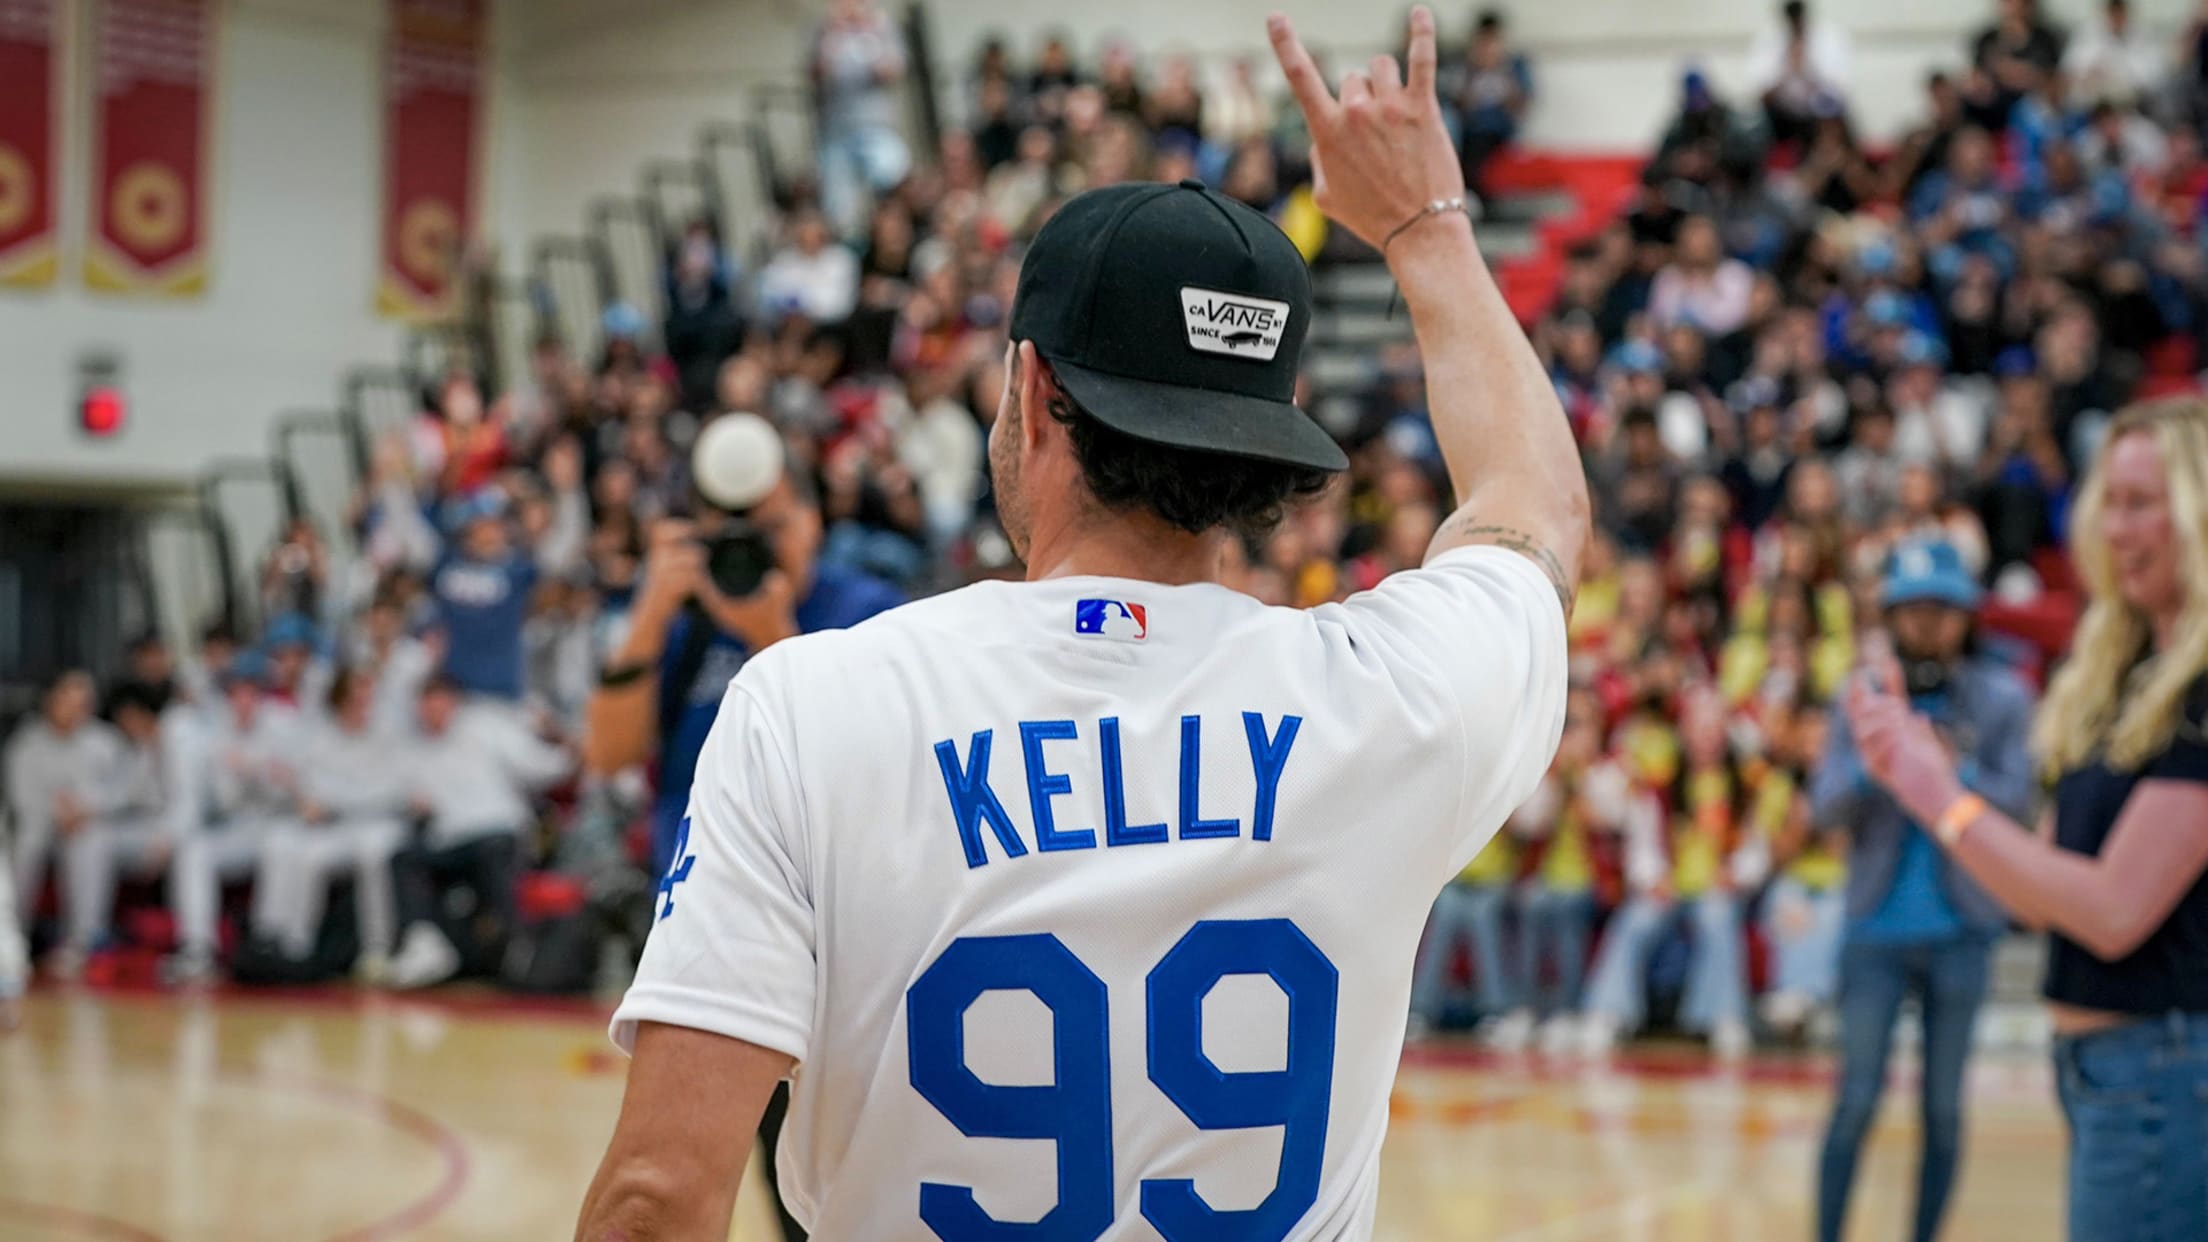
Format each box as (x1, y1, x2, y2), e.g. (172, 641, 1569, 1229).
(1817, 936, 1992, 1242)
(1412, 882, 1517, 1020)
(1515, 887, 1594, 1017)
(1582, 892, 1749, 1034)
(1764, 878, 1846, 1004)
(2056, 1011, 2208, 1242)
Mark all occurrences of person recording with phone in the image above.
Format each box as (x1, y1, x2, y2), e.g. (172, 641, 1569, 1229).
(582, 413, 906, 881)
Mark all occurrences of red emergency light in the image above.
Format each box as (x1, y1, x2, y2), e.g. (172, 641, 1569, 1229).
(81, 385, 126, 437)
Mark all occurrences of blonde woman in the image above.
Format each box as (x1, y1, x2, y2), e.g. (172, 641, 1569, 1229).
(1846, 399, 2208, 1241)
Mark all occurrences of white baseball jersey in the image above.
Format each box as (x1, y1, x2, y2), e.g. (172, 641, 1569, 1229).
(611, 546, 1568, 1241)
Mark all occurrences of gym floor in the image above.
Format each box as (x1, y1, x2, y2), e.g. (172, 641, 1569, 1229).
(0, 989, 2065, 1241)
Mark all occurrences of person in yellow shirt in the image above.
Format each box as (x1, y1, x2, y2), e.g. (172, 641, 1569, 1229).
(1580, 691, 1764, 1058)
(1758, 702, 1847, 1036)
(1492, 692, 1627, 1051)
(1410, 818, 1522, 1036)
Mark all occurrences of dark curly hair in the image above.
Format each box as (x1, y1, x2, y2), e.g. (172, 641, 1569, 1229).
(1039, 380, 1334, 544)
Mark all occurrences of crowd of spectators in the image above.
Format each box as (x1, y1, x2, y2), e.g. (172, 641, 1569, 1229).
(5, 0, 2204, 1053)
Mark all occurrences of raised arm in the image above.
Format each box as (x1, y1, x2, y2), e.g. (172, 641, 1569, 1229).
(1269, 7, 1589, 615)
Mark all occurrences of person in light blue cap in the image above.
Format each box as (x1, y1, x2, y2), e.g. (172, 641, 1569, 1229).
(1810, 536, 2036, 1242)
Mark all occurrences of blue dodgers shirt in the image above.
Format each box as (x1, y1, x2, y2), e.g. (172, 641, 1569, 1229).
(651, 563, 906, 873)
(434, 552, 538, 700)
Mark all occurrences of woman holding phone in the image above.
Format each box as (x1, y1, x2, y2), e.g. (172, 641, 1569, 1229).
(1845, 398, 2208, 1240)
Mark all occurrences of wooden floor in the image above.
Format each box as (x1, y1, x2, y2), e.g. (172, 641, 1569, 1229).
(0, 989, 2067, 1241)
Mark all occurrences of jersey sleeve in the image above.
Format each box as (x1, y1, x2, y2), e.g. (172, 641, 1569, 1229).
(1329, 545, 1571, 875)
(609, 678, 817, 1063)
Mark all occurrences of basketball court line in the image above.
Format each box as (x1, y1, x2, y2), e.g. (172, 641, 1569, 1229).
(0, 1197, 170, 1242)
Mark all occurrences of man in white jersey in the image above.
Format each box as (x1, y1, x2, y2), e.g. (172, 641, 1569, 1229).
(577, 9, 1589, 1239)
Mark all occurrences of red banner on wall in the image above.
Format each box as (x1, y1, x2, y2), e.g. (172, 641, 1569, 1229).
(0, 0, 60, 288)
(85, 0, 214, 296)
(379, 0, 486, 321)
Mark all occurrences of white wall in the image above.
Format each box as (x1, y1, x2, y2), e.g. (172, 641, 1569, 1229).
(0, 0, 499, 488)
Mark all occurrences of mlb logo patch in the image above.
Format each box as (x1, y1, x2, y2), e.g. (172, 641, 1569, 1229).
(1074, 598, 1147, 641)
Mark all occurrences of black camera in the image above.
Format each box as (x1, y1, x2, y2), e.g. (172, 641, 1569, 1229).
(704, 522, 777, 598)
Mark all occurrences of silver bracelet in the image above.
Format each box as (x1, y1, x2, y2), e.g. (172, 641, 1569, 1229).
(1382, 196, 1475, 251)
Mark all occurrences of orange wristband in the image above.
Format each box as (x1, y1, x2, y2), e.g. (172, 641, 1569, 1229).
(1934, 793, 1986, 848)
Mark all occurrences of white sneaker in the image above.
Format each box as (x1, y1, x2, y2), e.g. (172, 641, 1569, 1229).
(160, 948, 219, 987)
(386, 925, 460, 990)
(46, 945, 87, 984)
(1712, 1019, 1752, 1061)
(1759, 990, 1811, 1033)
(1578, 1013, 1623, 1057)
(1481, 1008, 1537, 1051)
(354, 951, 392, 987)
(1538, 1013, 1580, 1055)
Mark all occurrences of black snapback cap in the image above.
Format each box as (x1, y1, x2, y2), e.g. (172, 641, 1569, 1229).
(1010, 179, 1349, 472)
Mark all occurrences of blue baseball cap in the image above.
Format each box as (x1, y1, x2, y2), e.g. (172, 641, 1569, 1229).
(1610, 339, 1664, 375)
(1864, 289, 1912, 327)
(602, 302, 645, 340)
(442, 488, 508, 534)
(218, 649, 269, 690)
(1896, 331, 1948, 370)
(1882, 538, 1982, 611)
(262, 612, 318, 652)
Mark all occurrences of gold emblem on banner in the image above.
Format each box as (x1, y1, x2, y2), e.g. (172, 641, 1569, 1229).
(0, 145, 32, 235)
(111, 161, 188, 253)
(399, 198, 458, 287)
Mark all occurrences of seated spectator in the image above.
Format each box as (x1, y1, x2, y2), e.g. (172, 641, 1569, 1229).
(1497, 692, 1637, 1051)
(385, 676, 573, 988)
(258, 611, 331, 717)
(1910, 127, 2013, 278)
(1096, 39, 1144, 117)
(1789, 110, 1880, 218)
(1887, 333, 1988, 470)
(1448, 10, 1533, 190)
(1025, 33, 1081, 129)
(1969, 0, 2067, 124)
(1142, 54, 1205, 149)
(758, 207, 861, 325)
(1218, 137, 1281, 210)
(250, 670, 411, 972)
(969, 70, 1021, 170)
(156, 666, 306, 982)
(1889, 72, 1969, 202)
(1747, 1, 1850, 149)
(1650, 215, 1756, 336)
(6, 672, 126, 969)
(984, 125, 1061, 236)
(1410, 819, 1521, 1037)
(664, 222, 745, 413)
(2062, 0, 2163, 107)
(1204, 56, 1274, 151)
(811, 0, 911, 238)
(1581, 691, 1764, 1058)
(1721, 381, 1798, 530)
(1759, 701, 1846, 1036)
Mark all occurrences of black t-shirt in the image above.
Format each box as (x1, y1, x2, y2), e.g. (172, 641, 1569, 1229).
(2044, 674, 2208, 1014)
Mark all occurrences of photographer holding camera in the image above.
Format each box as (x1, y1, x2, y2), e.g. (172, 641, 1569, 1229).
(583, 415, 905, 880)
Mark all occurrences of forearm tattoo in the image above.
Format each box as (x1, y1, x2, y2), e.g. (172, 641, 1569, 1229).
(1436, 515, 1577, 617)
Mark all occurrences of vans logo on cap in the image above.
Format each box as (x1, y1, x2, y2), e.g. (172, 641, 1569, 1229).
(1180, 287, 1289, 361)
